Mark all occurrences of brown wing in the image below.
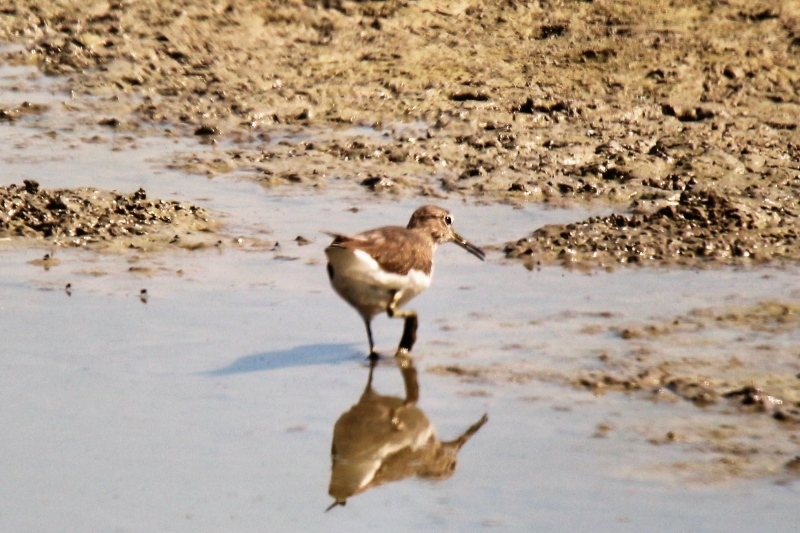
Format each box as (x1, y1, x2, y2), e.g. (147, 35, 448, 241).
(327, 227, 433, 276)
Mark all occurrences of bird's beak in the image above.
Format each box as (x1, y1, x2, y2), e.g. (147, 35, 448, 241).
(453, 232, 485, 261)
(325, 499, 346, 512)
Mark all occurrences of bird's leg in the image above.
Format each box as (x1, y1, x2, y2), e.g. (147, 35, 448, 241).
(395, 352, 419, 405)
(398, 315, 418, 355)
(363, 318, 378, 360)
(361, 356, 378, 398)
(386, 291, 418, 355)
(388, 351, 416, 430)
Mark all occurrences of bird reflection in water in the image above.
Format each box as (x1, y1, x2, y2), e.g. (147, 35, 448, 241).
(326, 353, 488, 511)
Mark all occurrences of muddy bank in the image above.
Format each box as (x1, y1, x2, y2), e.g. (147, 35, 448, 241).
(0, 180, 218, 251)
(430, 299, 800, 481)
(2, 1, 800, 266)
(505, 188, 800, 268)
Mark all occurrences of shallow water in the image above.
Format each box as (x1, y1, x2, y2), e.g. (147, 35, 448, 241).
(1, 65, 798, 532)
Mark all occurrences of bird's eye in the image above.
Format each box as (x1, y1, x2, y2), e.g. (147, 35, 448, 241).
(444, 215, 452, 226)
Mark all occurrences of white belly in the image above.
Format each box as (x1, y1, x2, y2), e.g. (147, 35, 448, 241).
(326, 248, 432, 319)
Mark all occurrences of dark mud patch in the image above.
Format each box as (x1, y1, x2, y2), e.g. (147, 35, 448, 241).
(0, 100, 48, 121)
(0, 180, 218, 251)
(505, 188, 800, 269)
(429, 300, 800, 481)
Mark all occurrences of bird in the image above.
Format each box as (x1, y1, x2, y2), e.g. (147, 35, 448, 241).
(324, 205, 485, 358)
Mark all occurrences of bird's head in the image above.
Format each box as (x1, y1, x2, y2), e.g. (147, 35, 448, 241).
(407, 205, 485, 261)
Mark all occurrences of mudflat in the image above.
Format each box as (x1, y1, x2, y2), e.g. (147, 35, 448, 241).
(2, 0, 799, 267)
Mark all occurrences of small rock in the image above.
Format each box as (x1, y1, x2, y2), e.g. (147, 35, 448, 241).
(194, 125, 220, 136)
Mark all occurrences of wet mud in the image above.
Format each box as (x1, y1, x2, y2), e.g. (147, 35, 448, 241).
(430, 299, 800, 481)
(2, 0, 800, 267)
(505, 188, 800, 268)
(0, 180, 218, 251)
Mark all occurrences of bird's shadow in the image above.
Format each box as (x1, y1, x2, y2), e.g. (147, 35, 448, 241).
(200, 343, 364, 376)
